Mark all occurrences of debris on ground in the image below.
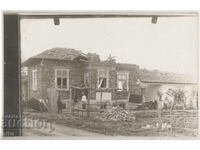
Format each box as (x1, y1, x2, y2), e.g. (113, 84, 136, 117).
(27, 98, 48, 112)
(141, 122, 172, 131)
(141, 124, 153, 129)
(135, 101, 157, 110)
(95, 106, 136, 122)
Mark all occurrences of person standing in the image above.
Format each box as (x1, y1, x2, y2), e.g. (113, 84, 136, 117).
(57, 94, 62, 114)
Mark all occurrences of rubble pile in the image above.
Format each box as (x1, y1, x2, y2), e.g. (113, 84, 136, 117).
(27, 98, 48, 112)
(96, 106, 136, 122)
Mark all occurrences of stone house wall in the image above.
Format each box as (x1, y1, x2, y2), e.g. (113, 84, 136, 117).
(28, 59, 86, 100)
(27, 59, 141, 101)
(87, 63, 141, 101)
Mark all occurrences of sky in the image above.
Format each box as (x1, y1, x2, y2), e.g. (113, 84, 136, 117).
(20, 16, 198, 78)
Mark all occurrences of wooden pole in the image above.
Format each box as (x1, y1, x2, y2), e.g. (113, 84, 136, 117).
(169, 106, 173, 133)
(70, 87, 73, 115)
(87, 88, 90, 118)
(87, 63, 91, 118)
(100, 89, 103, 109)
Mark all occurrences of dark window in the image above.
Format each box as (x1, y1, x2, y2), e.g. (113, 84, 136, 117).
(98, 70, 108, 88)
(99, 77, 107, 88)
(63, 78, 67, 88)
(57, 78, 62, 88)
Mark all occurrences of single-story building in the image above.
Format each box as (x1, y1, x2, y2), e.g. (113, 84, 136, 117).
(138, 69, 198, 108)
(22, 48, 198, 109)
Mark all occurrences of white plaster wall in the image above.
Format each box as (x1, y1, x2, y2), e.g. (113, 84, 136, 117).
(144, 83, 198, 108)
(144, 85, 162, 101)
(162, 84, 198, 108)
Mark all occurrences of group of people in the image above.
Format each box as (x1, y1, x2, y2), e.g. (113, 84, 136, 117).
(57, 92, 88, 114)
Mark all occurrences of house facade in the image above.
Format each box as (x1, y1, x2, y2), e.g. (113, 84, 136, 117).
(23, 48, 141, 102)
(22, 48, 198, 108)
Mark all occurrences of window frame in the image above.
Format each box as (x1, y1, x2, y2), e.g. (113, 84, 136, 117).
(84, 71, 90, 86)
(97, 70, 109, 89)
(55, 69, 70, 90)
(117, 72, 129, 91)
(32, 69, 38, 91)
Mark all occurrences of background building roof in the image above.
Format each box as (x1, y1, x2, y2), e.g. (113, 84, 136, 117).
(139, 69, 197, 84)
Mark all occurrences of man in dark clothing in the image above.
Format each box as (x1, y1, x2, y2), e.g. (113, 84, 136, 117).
(57, 95, 62, 114)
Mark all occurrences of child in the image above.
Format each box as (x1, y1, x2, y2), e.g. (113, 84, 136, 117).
(81, 92, 87, 109)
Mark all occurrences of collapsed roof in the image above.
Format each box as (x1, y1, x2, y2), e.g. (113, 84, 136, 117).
(22, 47, 89, 66)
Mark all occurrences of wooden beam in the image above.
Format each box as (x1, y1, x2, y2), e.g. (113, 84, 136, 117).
(17, 12, 198, 19)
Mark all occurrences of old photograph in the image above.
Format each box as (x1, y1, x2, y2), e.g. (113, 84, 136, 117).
(18, 12, 199, 137)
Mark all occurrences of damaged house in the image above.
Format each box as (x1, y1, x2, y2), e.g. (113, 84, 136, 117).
(22, 48, 198, 110)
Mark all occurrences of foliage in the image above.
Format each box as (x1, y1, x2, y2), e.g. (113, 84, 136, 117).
(167, 88, 186, 102)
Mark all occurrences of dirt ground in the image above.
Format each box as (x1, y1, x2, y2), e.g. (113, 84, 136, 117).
(22, 109, 199, 137)
(23, 119, 104, 136)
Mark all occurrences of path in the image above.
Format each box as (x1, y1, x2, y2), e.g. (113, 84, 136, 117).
(22, 118, 104, 137)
